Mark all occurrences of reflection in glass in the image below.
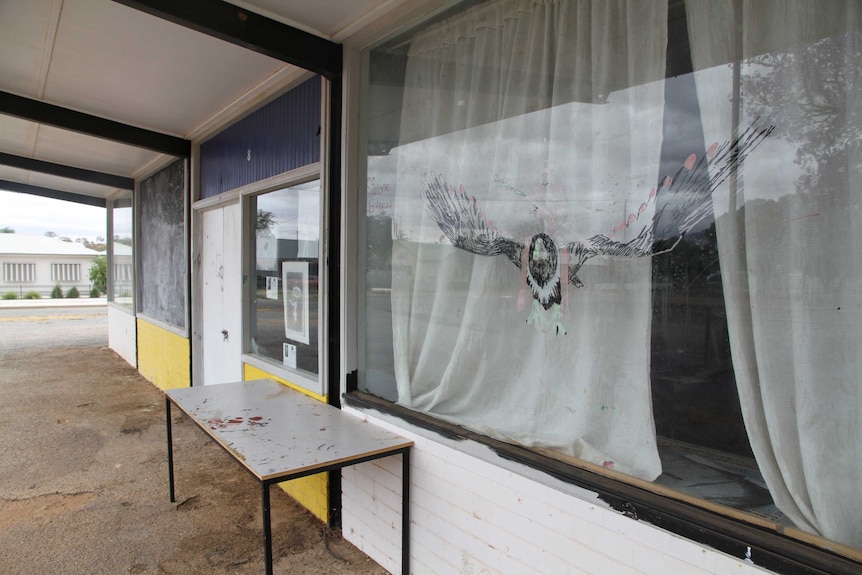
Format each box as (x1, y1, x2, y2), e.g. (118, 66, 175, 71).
(360, 0, 862, 552)
(250, 181, 320, 379)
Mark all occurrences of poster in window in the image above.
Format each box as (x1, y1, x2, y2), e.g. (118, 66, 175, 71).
(265, 276, 279, 300)
(282, 343, 297, 369)
(282, 261, 310, 344)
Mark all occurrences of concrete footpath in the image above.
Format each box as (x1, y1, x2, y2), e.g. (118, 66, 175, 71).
(0, 296, 107, 309)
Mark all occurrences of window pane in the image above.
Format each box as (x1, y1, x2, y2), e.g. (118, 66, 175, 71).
(111, 192, 134, 309)
(50, 263, 80, 282)
(364, 0, 672, 481)
(360, 0, 862, 552)
(251, 181, 320, 379)
(3, 263, 35, 283)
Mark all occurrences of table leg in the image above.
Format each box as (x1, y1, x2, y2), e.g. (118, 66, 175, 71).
(262, 481, 273, 575)
(166, 396, 175, 503)
(402, 448, 411, 575)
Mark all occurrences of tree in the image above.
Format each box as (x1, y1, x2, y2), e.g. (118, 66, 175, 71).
(0, 226, 13, 233)
(743, 33, 861, 194)
(256, 209, 276, 232)
(89, 255, 107, 294)
(45, 231, 57, 238)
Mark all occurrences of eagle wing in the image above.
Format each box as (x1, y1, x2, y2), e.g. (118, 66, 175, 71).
(565, 225, 653, 288)
(651, 122, 774, 253)
(422, 174, 524, 268)
(565, 122, 774, 287)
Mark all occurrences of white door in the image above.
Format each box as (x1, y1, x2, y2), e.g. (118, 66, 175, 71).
(201, 203, 242, 384)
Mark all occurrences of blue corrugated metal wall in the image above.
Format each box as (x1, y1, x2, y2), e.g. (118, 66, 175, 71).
(200, 77, 321, 198)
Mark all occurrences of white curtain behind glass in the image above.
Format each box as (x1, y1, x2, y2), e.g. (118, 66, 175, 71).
(383, 0, 668, 480)
(687, 0, 862, 547)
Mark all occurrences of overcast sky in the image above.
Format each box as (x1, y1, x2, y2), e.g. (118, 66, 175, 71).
(0, 190, 107, 240)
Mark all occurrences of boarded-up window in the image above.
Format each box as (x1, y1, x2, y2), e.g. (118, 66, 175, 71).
(139, 159, 186, 329)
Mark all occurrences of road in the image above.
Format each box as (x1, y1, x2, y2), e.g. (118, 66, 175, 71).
(0, 305, 107, 354)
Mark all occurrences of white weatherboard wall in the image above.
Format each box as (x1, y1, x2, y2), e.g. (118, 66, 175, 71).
(341, 408, 774, 575)
(108, 306, 136, 368)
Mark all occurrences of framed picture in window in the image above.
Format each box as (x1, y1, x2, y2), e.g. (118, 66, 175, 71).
(282, 261, 310, 345)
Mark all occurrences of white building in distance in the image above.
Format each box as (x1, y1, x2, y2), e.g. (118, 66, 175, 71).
(0, 234, 101, 298)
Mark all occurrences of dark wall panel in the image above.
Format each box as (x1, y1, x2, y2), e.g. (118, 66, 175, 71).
(139, 159, 186, 329)
(200, 77, 321, 198)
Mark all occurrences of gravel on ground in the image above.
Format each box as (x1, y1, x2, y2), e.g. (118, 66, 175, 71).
(0, 344, 389, 575)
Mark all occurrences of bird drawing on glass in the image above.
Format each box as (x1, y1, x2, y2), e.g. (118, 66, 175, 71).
(421, 122, 774, 334)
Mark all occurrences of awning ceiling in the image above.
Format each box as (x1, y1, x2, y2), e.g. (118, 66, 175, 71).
(0, 0, 392, 205)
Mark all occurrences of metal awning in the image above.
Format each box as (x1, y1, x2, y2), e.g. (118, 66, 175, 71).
(0, 0, 389, 205)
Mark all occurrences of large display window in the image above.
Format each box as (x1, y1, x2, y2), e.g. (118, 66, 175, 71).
(249, 180, 321, 383)
(359, 0, 862, 559)
(110, 191, 134, 309)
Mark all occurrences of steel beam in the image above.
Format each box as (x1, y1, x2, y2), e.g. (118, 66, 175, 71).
(0, 91, 190, 157)
(0, 153, 134, 190)
(112, 0, 342, 79)
(0, 180, 108, 208)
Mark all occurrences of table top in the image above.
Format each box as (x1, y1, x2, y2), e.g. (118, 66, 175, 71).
(167, 379, 412, 481)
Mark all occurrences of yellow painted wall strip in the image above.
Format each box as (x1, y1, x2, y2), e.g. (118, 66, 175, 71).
(243, 363, 329, 522)
(137, 319, 190, 390)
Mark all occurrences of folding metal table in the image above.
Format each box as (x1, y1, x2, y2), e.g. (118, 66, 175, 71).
(165, 379, 412, 575)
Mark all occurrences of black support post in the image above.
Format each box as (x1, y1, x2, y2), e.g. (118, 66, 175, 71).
(165, 397, 175, 503)
(262, 482, 273, 575)
(402, 448, 411, 575)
